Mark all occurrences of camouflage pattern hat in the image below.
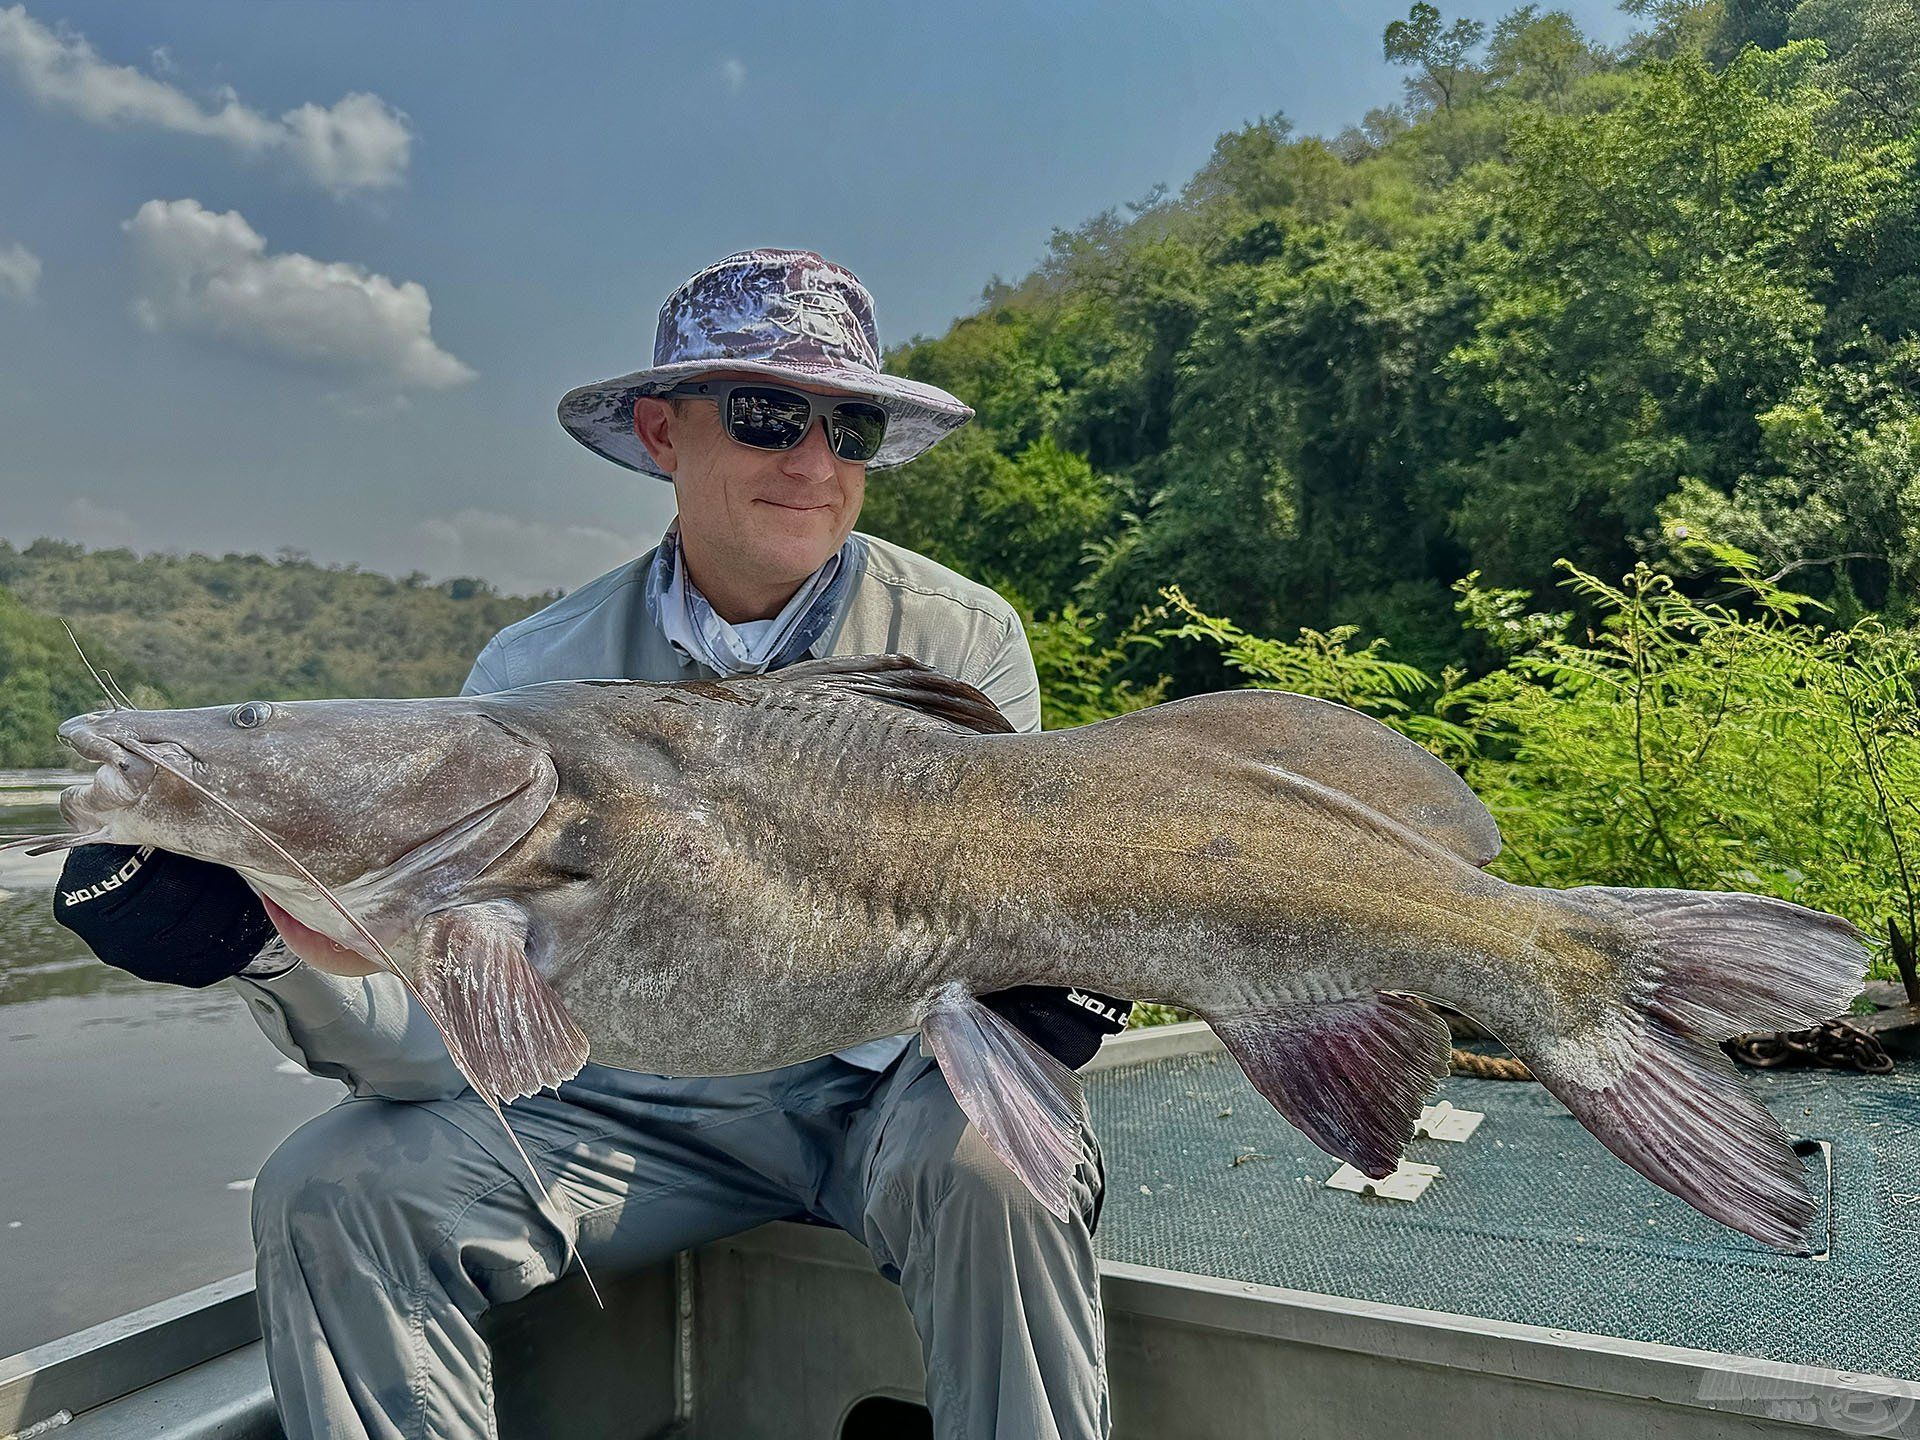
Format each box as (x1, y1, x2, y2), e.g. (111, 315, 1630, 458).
(558, 248, 974, 480)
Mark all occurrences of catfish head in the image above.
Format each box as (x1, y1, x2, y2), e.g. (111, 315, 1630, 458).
(57, 696, 558, 940)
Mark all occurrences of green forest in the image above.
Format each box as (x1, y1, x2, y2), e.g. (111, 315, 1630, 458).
(4, 0, 1916, 974)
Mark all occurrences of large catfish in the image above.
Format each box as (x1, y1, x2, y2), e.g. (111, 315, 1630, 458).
(37, 655, 1866, 1249)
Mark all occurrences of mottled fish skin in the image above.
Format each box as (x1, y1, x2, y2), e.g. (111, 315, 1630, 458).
(445, 682, 1600, 1079)
(479, 688, 1495, 1072)
(54, 661, 1869, 1247)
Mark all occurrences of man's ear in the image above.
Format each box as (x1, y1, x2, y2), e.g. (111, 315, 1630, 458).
(633, 396, 678, 474)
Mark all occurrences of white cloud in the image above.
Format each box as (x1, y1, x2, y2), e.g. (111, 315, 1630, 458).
(280, 91, 412, 194)
(59, 497, 140, 550)
(0, 5, 412, 193)
(123, 198, 476, 392)
(0, 239, 40, 301)
(720, 56, 746, 93)
(407, 509, 652, 595)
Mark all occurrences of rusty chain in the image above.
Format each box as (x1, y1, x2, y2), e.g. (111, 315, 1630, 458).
(1724, 1018, 1894, 1076)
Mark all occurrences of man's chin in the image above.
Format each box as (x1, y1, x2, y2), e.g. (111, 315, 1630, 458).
(746, 522, 847, 575)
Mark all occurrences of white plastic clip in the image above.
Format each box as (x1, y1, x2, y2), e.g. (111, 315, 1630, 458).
(1414, 1100, 1484, 1142)
(1325, 1159, 1441, 1202)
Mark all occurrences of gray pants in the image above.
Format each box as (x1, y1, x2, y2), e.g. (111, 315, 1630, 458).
(251, 1044, 1110, 1440)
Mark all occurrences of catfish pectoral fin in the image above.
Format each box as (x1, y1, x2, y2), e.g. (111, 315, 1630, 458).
(919, 981, 1089, 1223)
(414, 901, 589, 1105)
(1204, 993, 1452, 1179)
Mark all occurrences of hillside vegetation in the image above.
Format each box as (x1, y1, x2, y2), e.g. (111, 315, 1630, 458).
(0, 539, 549, 764)
(868, 0, 1918, 691)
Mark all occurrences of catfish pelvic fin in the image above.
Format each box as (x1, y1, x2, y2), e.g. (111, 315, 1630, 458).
(1205, 992, 1452, 1178)
(919, 981, 1089, 1222)
(413, 901, 590, 1104)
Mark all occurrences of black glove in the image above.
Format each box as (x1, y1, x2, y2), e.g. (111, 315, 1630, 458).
(53, 843, 277, 988)
(981, 985, 1133, 1070)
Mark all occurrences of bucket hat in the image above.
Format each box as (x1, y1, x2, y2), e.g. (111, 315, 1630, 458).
(558, 248, 974, 480)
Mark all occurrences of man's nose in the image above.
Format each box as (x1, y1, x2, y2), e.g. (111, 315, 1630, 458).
(779, 418, 840, 482)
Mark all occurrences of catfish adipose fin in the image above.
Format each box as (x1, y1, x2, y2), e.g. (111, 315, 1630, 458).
(1103, 688, 1503, 867)
(919, 981, 1090, 1222)
(413, 900, 591, 1105)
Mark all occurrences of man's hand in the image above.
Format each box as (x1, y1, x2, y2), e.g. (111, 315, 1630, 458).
(257, 894, 384, 977)
(53, 843, 278, 988)
(982, 986, 1133, 1070)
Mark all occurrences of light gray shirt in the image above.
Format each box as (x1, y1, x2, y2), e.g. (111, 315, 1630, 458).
(229, 530, 1041, 1100)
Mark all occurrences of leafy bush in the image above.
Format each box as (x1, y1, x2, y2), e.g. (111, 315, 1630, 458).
(1030, 603, 1169, 729)
(1162, 544, 1915, 980)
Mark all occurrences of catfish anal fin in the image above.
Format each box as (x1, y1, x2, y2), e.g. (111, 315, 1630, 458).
(919, 982, 1089, 1222)
(1207, 993, 1451, 1178)
(414, 902, 589, 1104)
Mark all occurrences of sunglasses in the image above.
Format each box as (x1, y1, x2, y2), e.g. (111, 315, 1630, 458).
(654, 379, 890, 463)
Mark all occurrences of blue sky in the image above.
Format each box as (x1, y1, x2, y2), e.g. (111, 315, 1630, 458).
(0, 0, 1640, 594)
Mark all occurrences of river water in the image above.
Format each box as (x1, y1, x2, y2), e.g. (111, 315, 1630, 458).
(0, 770, 337, 1358)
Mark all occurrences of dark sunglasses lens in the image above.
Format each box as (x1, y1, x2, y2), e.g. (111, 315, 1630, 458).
(828, 402, 888, 462)
(726, 387, 812, 450)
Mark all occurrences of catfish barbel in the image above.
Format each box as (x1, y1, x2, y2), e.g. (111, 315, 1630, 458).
(28, 654, 1867, 1251)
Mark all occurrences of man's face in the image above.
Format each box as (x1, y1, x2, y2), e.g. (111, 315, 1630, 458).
(633, 369, 869, 587)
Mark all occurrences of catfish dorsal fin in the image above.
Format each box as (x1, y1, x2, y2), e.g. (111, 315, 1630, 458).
(686, 654, 1016, 736)
(1205, 993, 1452, 1178)
(1104, 690, 1501, 866)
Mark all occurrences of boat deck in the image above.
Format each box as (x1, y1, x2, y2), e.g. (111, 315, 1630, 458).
(1087, 1030, 1918, 1381)
(4, 1022, 1915, 1439)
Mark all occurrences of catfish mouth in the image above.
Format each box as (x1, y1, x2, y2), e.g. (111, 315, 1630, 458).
(56, 717, 196, 827)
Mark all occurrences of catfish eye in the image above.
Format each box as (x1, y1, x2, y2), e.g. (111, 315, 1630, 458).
(230, 701, 273, 729)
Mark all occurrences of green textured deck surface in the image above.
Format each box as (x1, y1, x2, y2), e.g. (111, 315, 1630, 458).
(1086, 1046, 1919, 1380)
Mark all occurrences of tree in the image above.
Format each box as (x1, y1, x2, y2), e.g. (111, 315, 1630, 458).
(1331, 105, 1414, 162)
(1660, 345, 1920, 617)
(1711, 0, 1799, 60)
(0, 587, 146, 766)
(1444, 45, 1907, 593)
(1384, 2, 1488, 113)
(1182, 113, 1358, 222)
(1483, 5, 1610, 104)
(1619, 0, 1727, 61)
(1791, 0, 1920, 135)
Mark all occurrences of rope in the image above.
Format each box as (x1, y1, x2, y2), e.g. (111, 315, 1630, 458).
(1438, 1018, 1894, 1080)
(1448, 1046, 1532, 1081)
(1404, 997, 1535, 1081)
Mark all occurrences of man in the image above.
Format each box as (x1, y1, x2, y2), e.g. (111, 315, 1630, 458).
(55, 248, 1133, 1440)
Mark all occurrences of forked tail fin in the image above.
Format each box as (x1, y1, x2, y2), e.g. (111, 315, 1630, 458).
(1502, 887, 1869, 1250)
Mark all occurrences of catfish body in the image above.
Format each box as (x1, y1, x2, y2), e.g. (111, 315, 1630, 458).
(51, 657, 1868, 1248)
(485, 683, 1518, 1075)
